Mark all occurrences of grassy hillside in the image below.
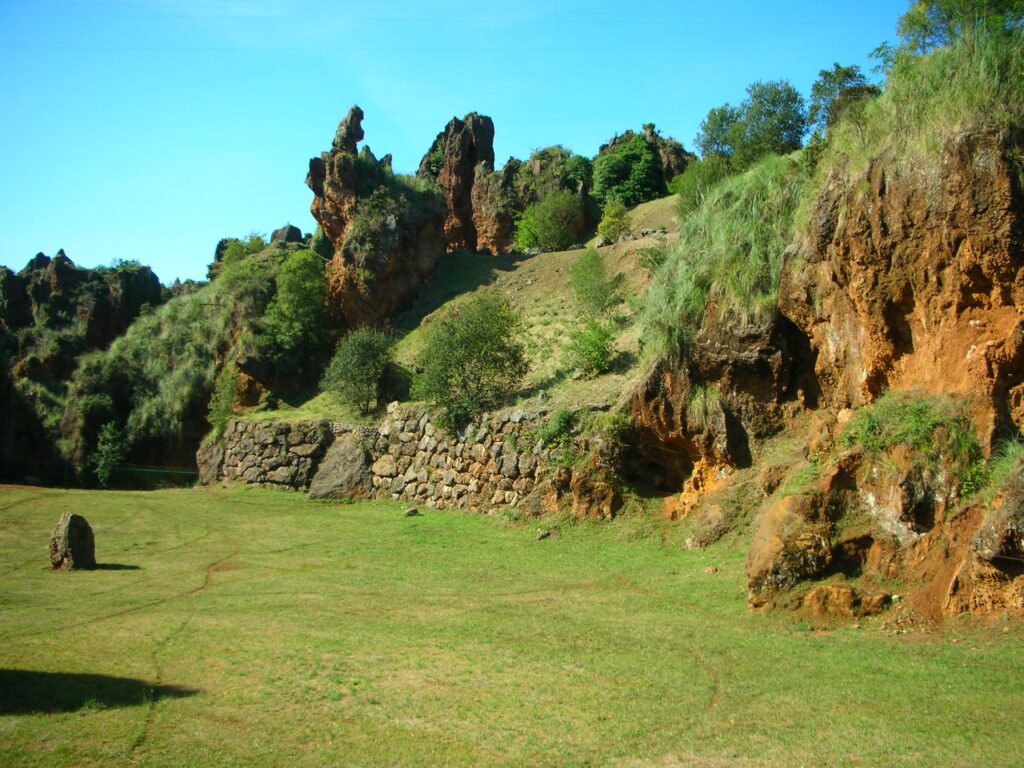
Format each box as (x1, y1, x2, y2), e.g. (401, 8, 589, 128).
(2, 485, 1023, 767)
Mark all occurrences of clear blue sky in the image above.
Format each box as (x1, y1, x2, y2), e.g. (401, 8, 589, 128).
(0, 0, 903, 284)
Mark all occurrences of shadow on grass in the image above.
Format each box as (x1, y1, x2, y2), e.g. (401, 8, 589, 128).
(392, 251, 530, 335)
(92, 563, 141, 571)
(0, 670, 197, 714)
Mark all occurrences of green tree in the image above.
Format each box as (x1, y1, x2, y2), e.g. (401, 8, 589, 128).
(897, 0, 1023, 52)
(413, 293, 528, 427)
(92, 421, 127, 487)
(695, 81, 807, 170)
(257, 250, 328, 379)
(808, 63, 875, 136)
(597, 200, 630, 242)
(515, 190, 584, 251)
(592, 135, 665, 208)
(321, 327, 393, 414)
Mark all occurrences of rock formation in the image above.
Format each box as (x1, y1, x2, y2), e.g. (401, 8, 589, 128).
(307, 433, 373, 500)
(779, 130, 1024, 445)
(270, 224, 304, 243)
(306, 105, 447, 327)
(50, 512, 96, 570)
(417, 112, 500, 253)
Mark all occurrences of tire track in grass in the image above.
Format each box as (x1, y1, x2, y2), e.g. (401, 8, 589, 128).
(0, 545, 240, 641)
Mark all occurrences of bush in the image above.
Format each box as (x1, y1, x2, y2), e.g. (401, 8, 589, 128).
(207, 362, 240, 439)
(413, 293, 528, 428)
(92, 421, 127, 487)
(566, 319, 615, 377)
(592, 134, 665, 208)
(321, 327, 393, 414)
(569, 248, 615, 316)
(674, 155, 732, 216)
(597, 200, 630, 242)
(515, 190, 585, 252)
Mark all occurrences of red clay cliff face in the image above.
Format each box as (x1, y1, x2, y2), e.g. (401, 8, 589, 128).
(779, 130, 1024, 444)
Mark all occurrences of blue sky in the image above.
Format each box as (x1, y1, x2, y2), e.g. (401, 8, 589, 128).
(0, 0, 904, 283)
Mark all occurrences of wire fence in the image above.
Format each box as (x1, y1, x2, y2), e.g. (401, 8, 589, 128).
(0, 457, 198, 490)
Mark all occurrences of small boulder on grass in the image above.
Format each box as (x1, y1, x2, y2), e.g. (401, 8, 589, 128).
(405, 508, 420, 517)
(50, 512, 96, 570)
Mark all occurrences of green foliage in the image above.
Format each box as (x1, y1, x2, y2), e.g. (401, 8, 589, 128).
(92, 421, 126, 487)
(310, 225, 334, 260)
(210, 233, 266, 279)
(321, 327, 393, 414)
(983, 439, 1024, 500)
(537, 408, 576, 447)
(897, 0, 1023, 53)
(426, 138, 446, 176)
(596, 200, 630, 242)
(637, 244, 670, 274)
(566, 319, 615, 377)
(686, 385, 721, 431)
(256, 250, 329, 380)
(641, 155, 807, 361)
(568, 248, 615, 316)
(516, 146, 591, 204)
(808, 63, 874, 136)
(696, 81, 807, 170)
(592, 135, 665, 208)
(413, 293, 528, 428)
(207, 361, 240, 440)
(515, 190, 584, 252)
(840, 391, 984, 491)
(674, 154, 732, 216)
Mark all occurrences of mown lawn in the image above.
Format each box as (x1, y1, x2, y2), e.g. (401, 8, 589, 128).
(1, 485, 1021, 767)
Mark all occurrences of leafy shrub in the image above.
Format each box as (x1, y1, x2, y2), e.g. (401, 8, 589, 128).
(515, 190, 584, 251)
(311, 225, 334, 260)
(255, 249, 329, 382)
(637, 244, 669, 273)
(840, 390, 984, 492)
(568, 248, 615, 316)
(537, 408, 576, 448)
(674, 154, 732, 216)
(413, 293, 528, 428)
(207, 361, 240, 440)
(321, 327, 393, 414)
(592, 134, 665, 208)
(566, 319, 615, 377)
(597, 200, 630, 242)
(516, 146, 591, 204)
(92, 421, 126, 487)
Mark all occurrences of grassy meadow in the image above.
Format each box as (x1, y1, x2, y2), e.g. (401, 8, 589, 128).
(1, 485, 1023, 767)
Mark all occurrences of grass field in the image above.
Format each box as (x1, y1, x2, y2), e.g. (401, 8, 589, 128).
(1, 485, 1022, 767)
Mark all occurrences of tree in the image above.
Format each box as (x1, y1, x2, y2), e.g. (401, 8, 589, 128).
(568, 248, 616, 316)
(413, 293, 528, 428)
(674, 155, 731, 215)
(566, 318, 615, 377)
(808, 63, 875, 136)
(695, 104, 742, 159)
(92, 421, 127, 487)
(321, 327, 393, 414)
(257, 249, 328, 382)
(596, 199, 630, 242)
(694, 80, 807, 170)
(897, 0, 1024, 52)
(591, 134, 665, 208)
(515, 190, 585, 251)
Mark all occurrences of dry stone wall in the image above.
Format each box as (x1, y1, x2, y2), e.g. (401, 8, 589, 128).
(199, 403, 568, 511)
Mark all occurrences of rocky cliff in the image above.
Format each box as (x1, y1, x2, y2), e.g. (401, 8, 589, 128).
(306, 106, 447, 327)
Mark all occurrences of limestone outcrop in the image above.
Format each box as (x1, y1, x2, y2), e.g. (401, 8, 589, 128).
(50, 512, 96, 570)
(306, 105, 447, 327)
(417, 113, 496, 253)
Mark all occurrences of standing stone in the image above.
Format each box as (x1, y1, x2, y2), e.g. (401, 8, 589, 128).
(50, 512, 96, 570)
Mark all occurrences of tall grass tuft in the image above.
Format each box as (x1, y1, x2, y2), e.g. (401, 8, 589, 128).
(640, 154, 806, 362)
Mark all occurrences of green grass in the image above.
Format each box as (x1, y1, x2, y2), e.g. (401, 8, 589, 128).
(2, 485, 1023, 766)
(641, 155, 807, 362)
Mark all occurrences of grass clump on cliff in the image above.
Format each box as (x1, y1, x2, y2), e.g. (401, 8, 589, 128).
(840, 390, 985, 494)
(640, 154, 807, 361)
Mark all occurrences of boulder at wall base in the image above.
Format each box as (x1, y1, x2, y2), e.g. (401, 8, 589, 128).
(570, 454, 622, 520)
(308, 434, 373, 500)
(802, 584, 891, 620)
(196, 440, 225, 485)
(50, 512, 96, 570)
